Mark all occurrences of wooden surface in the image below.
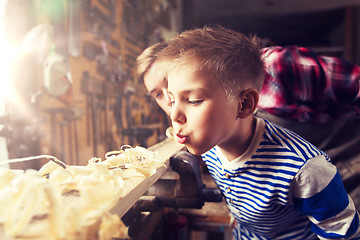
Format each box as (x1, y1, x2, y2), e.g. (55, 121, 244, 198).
(148, 138, 185, 160)
(110, 159, 168, 217)
(110, 138, 184, 217)
(0, 138, 185, 239)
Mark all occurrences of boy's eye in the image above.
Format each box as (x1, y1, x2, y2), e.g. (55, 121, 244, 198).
(188, 99, 203, 105)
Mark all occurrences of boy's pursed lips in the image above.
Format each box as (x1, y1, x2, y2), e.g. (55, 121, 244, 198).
(176, 133, 188, 144)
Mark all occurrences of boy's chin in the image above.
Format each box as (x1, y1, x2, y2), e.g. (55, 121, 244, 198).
(185, 145, 208, 156)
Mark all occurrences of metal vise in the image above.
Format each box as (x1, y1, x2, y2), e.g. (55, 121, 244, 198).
(133, 150, 223, 211)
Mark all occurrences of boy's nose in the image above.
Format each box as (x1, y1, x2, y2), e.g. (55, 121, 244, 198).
(171, 105, 186, 124)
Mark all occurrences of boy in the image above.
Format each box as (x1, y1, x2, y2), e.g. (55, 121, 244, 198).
(157, 26, 360, 239)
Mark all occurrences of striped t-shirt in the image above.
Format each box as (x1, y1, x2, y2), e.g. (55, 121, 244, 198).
(202, 117, 359, 239)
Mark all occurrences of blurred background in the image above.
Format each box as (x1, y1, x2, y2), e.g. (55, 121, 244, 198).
(185, 0, 360, 61)
(0, 0, 359, 169)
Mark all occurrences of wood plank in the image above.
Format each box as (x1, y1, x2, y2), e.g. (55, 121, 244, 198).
(110, 159, 168, 217)
(0, 138, 185, 239)
(110, 138, 184, 217)
(149, 138, 185, 159)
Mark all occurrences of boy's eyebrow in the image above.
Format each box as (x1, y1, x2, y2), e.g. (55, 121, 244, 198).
(168, 87, 211, 98)
(176, 87, 211, 94)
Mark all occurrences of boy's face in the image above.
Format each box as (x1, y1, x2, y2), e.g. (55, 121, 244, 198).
(143, 64, 172, 116)
(168, 65, 240, 156)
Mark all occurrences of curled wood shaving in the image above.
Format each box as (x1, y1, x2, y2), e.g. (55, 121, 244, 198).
(0, 145, 164, 239)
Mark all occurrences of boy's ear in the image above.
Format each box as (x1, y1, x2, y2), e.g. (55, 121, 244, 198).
(237, 88, 259, 119)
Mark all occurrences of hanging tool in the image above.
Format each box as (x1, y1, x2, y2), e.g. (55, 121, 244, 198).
(81, 73, 104, 156)
(43, 107, 66, 159)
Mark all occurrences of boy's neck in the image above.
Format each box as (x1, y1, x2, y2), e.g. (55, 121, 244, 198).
(218, 116, 257, 161)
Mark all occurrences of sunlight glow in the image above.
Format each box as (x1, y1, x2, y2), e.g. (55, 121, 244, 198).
(0, 20, 20, 101)
(0, 44, 18, 99)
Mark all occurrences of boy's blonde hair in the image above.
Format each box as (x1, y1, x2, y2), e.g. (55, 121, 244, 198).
(157, 26, 264, 97)
(136, 41, 168, 82)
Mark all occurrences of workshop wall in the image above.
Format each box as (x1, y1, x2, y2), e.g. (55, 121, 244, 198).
(4, 0, 181, 169)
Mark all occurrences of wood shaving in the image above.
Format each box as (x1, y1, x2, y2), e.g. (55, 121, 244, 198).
(0, 145, 165, 239)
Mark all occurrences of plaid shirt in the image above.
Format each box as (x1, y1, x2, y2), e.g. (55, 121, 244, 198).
(258, 46, 360, 123)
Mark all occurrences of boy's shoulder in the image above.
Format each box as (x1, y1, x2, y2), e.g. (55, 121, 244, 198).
(261, 118, 329, 162)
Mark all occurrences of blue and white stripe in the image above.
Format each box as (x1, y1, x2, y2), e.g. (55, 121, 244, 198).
(202, 117, 359, 239)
